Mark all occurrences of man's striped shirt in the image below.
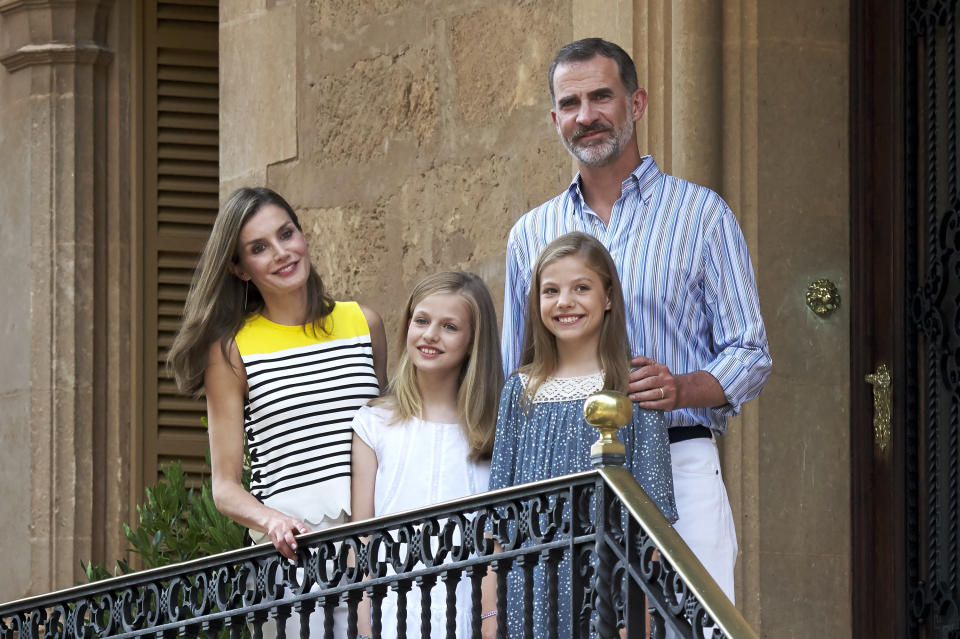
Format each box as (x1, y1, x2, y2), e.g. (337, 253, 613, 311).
(235, 301, 379, 521)
(502, 156, 771, 434)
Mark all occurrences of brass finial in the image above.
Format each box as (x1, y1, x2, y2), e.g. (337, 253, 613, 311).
(584, 391, 632, 467)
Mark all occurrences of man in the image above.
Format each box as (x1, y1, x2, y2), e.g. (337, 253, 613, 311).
(501, 38, 771, 605)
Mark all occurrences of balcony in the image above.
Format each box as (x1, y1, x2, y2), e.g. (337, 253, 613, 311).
(0, 398, 756, 639)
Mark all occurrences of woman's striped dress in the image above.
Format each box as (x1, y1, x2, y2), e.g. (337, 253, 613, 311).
(234, 301, 380, 528)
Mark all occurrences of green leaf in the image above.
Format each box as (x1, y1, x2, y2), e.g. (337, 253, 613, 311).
(152, 529, 165, 548)
(81, 560, 112, 583)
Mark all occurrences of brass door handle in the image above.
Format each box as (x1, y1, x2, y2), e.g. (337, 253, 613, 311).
(865, 364, 892, 453)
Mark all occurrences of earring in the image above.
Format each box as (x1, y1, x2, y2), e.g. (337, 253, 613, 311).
(244, 280, 249, 309)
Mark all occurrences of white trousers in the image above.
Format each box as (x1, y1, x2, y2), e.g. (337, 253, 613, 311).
(669, 436, 738, 604)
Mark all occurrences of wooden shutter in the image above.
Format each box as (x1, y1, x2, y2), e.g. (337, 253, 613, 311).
(142, 0, 219, 487)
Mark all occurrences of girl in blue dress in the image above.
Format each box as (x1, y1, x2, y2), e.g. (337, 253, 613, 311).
(488, 231, 677, 638)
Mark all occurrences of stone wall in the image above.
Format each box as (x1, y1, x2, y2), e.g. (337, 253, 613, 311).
(221, 0, 573, 339)
(755, 3, 851, 636)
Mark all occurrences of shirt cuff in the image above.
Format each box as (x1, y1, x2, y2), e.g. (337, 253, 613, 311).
(701, 349, 772, 417)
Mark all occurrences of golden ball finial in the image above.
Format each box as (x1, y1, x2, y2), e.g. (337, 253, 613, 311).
(584, 391, 632, 466)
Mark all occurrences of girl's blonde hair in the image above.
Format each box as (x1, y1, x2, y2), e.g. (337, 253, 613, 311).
(375, 271, 503, 461)
(519, 232, 630, 403)
(167, 187, 335, 396)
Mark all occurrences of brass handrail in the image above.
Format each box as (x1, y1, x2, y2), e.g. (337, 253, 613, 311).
(585, 390, 758, 639)
(600, 465, 758, 638)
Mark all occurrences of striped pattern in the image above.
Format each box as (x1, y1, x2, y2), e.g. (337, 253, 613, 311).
(236, 302, 379, 518)
(502, 156, 771, 434)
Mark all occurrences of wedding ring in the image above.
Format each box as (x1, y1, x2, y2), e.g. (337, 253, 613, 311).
(659, 387, 665, 399)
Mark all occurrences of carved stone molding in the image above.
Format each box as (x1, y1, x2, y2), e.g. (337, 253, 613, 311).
(0, 0, 113, 73)
(0, 0, 102, 17)
(0, 0, 88, 14)
(0, 41, 109, 72)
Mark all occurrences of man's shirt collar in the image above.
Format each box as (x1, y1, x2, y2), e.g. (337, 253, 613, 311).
(566, 155, 662, 205)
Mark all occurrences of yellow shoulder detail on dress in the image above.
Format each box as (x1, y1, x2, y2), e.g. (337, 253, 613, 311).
(234, 302, 371, 356)
(322, 301, 371, 340)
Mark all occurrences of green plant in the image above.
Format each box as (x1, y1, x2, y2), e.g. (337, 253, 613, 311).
(122, 460, 246, 568)
(83, 433, 250, 580)
(80, 426, 254, 638)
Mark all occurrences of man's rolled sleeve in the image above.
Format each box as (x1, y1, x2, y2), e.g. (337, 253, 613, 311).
(701, 209, 772, 416)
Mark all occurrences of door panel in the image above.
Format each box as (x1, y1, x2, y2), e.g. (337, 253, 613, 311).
(852, 1, 960, 636)
(850, 1, 908, 636)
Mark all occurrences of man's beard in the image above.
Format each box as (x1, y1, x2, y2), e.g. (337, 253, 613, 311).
(562, 114, 635, 168)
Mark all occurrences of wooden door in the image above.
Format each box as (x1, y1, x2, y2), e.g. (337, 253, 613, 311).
(851, 1, 960, 636)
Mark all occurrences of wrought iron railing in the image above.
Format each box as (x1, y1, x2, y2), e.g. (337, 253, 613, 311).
(0, 394, 758, 638)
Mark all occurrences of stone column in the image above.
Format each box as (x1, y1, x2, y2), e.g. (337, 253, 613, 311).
(0, 0, 113, 595)
(632, 1, 852, 637)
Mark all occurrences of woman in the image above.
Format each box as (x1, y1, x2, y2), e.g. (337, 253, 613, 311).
(168, 187, 387, 634)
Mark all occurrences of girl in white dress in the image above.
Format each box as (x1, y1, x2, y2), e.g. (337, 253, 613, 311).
(350, 271, 503, 639)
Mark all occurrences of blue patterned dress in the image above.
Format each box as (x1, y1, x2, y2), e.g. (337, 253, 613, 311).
(488, 372, 676, 638)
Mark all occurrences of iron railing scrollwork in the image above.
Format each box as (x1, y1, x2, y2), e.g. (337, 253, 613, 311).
(905, 1, 960, 636)
(0, 418, 756, 638)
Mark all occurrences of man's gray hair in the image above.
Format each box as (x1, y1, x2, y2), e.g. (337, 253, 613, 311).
(548, 38, 639, 104)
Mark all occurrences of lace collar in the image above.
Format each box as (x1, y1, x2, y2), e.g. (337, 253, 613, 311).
(519, 372, 604, 404)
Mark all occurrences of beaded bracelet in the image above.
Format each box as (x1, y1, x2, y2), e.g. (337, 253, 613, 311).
(480, 610, 498, 620)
